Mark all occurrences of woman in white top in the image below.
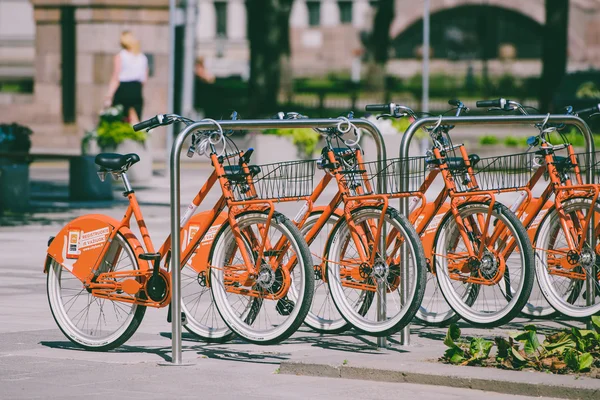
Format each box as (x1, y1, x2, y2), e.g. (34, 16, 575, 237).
(104, 31, 149, 124)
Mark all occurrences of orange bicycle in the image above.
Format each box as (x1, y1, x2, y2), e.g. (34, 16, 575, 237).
(472, 99, 600, 318)
(45, 114, 314, 349)
(366, 101, 535, 328)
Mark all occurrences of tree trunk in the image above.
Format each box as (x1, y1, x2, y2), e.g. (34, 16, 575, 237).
(540, 0, 569, 112)
(365, 0, 394, 90)
(247, 0, 293, 117)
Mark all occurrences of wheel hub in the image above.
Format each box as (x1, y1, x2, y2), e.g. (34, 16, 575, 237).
(372, 259, 388, 280)
(256, 266, 276, 290)
(580, 247, 596, 268)
(479, 252, 499, 280)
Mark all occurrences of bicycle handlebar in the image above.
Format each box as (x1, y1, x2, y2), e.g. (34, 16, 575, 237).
(133, 115, 165, 132)
(476, 98, 507, 109)
(365, 104, 391, 113)
(574, 104, 600, 115)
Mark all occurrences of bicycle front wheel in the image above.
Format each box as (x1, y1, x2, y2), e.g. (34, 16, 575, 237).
(534, 197, 600, 318)
(325, 206, 426, 337)
(433, 202, 534, 327)
(46, 232, 146, 351)
(300, 211, 350, 334)
(210, 210, 314, 344)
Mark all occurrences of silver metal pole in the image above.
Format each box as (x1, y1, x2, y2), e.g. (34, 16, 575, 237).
(398, 114, 596, 340)
(166, 0, 177, 176)
(169, 118, 386, 363)
(167, 0, 180, 365)
(422, 0, 430, 113)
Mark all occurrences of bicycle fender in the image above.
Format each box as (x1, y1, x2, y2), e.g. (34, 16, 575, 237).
(411, 202, 451, 259)
(181, 211, 228, 274)
(310, 205, 344, 218)
(45, 215, 148, 280)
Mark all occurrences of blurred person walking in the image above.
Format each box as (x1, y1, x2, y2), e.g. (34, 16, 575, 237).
(193, 56, 215, 118)
(104, 31, 148, 125)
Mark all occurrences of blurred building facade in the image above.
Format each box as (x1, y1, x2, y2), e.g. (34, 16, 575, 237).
(2, 0, 600, 151)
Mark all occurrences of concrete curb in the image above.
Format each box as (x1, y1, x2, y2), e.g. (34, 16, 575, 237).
(280, 361, 600, 400)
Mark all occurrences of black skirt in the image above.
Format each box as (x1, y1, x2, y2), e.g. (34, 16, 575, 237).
(113, 81, 143, 120)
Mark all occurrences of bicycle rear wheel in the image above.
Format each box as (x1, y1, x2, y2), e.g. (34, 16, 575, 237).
(534, 197, 600, 318)
(433, 202, 534, 327)
(46, 233, 146, 351)
(325, 206, 426, 337)
(300, 211, 350, 334)
(210, 210, 313, 344)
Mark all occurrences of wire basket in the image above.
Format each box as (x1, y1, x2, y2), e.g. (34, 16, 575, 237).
(225, 159, 316, 201)
(450, 152, 540, 192)
(338, 156, 427, 195)
(567, 150, 600, 184)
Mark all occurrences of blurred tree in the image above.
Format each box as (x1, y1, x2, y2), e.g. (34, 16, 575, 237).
(540, 0, 569, 112)
(247, 0, 293, 117)
(365, 0, 394, 90)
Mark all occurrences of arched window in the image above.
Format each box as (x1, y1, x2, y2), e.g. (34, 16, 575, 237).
(393, 5, 542, 60)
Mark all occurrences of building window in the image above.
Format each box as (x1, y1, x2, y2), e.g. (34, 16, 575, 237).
(307, 1, 321, 27)
(338, 1, 352, 24)
(215, 2, 227, 37)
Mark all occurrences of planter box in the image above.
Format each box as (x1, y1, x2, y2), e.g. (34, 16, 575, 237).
(0, 163, 29, 212)
(69, 156, 113, 201)
(246, 133, 305, 165)
(104, 140, 152, 185)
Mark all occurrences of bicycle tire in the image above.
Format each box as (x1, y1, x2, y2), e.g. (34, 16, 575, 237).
(534, 197, 600, 318)
(325, 205, 426, 337)
(209, 210, 314, 344)
(433, 201, 534, 328)
(46, 232, 146, 351)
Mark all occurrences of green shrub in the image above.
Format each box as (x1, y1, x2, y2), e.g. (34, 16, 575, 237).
(88, 105, 148, 151)
(479, 135, 499, 145)
(441, 317, 600, 374)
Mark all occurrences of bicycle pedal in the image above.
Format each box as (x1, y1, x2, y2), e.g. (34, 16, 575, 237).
(166, 305, 187, 325)
(276, 298, 295, 316)
(139, 252, 161, 261)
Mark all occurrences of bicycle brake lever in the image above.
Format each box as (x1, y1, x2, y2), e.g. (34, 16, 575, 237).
(187, 134, 197, 158)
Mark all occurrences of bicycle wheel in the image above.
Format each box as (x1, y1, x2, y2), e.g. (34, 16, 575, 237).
(325, 206, 426, 337)
(520, 278, 557, 318)
(300, 211, 350, 334)
(534, 197, 600, 318)
(46, 232, 146, 351)
(210, 210, 313, 344)
(182, 253, 233, 343)
(433, 202, 534, 327)
(415, 230, 460, 327)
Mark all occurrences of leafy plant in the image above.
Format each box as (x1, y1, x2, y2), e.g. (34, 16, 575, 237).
(503, 136, 528, 147)
(263, 128, 321, 158)
(88, 105, 148, 151)
(441, 317, 600, 375)
(479, 135, 499, 146)
(442, 324, 493, 366)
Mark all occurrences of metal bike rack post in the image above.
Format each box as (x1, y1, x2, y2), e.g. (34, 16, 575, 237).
(169, 118, 387, 364)
(399, 114, 596, 342)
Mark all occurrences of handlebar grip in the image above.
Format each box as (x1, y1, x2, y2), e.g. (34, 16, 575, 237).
(133, 115, 160, 132)
(365, 104, 391, 113)
(575, 105, 600, 114)
(240, 148, 254, 164)
(476, 99, 502, 108)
